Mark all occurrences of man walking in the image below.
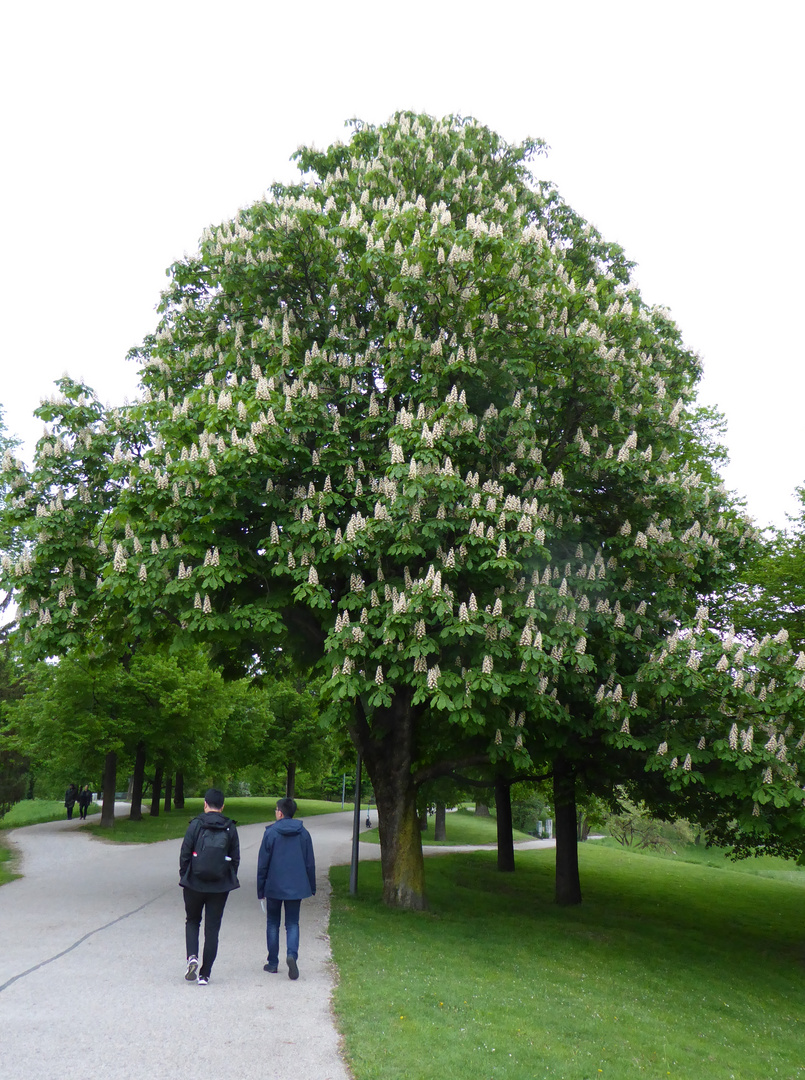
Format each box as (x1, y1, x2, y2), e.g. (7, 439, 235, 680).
(179, 788, 240, 985)
(257, 797, 316, 980)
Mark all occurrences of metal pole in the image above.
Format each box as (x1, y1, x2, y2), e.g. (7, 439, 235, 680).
(349, 752, 362, 896)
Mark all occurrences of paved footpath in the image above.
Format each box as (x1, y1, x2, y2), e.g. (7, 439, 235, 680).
(0, 808, 364, 1080)
(0, 808, 555, 1080)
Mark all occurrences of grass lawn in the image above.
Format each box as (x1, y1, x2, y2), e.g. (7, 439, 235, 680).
(85, 796, 350, 843)
(0, 799, 101, 829)
(0, 837, 20, 885)
(362, 808, 534, 846)
(329, 843, 805, 1080)
(0, 796, 350, 847)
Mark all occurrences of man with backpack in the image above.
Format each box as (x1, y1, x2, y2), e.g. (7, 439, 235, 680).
(179, 788, 240, 985)
(257, 797, 316, 980)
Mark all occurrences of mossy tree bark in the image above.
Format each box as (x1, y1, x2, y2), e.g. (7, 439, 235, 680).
(356, 693, 427, 910)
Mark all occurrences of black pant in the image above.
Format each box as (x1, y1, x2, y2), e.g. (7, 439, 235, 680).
(183, 888, 229, 979)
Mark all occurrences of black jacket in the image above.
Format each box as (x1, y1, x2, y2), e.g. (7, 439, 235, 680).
(179, 811, 240, 893)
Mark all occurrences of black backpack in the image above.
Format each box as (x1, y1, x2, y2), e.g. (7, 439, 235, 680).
(192, 821, 231, 882)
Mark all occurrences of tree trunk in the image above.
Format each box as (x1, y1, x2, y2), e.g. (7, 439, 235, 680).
(576, 810, 590, 841)
(285, 762, 296, 800)
(100, 750, 117, 828)
(553, 756, 582, 905)
(174, 771, 185, 810)
(434, 801, 447, 841)
(129, 742, 146, 821)
(150, 763, 163, 817)
(355, 691, 427, 910)
(495, 774, 515, 872)
(418, 808, 428, 831)
(474, 802, 490, 816)
(164, 772, 173, 813)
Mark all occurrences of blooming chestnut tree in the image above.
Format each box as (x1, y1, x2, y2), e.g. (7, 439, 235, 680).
(629, 619, 805, 858)
(4, 112, 791, 908)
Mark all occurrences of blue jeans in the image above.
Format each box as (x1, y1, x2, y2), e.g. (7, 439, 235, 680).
(265, 897, 301, 964)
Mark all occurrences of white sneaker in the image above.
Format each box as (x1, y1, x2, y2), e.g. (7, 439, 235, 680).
(185, 956, 199, 981)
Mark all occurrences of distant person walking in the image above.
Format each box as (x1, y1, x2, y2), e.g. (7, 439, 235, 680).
(64, 784, 78, 820)
(257, 797, 316, 980)
(179, 788, 240, 986)
(77, 785, 92, 820)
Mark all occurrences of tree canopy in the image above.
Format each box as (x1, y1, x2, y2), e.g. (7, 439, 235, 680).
(3, 112, 804, 906)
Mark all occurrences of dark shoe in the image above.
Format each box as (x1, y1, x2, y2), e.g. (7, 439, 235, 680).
(185, 956, 199, 981)
(264, 963, 278, 973)
(197, 975, 209, 986)
(287, 956, 299, 980)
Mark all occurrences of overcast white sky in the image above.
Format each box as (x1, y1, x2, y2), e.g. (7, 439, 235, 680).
(1, 0, 802, 530)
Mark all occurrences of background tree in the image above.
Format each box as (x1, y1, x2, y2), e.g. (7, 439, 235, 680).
(4, 646, 231, 824)
(728, 486, 805, 650)
(0, 640, 29, 814)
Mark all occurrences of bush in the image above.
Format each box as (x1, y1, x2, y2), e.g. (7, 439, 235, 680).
(605, 798, 697, 851)
(511, 796, 550, 835)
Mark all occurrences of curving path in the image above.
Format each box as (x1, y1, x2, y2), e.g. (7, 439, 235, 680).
(0, 808, 362, 1080)
(0, 807, 554, 1080)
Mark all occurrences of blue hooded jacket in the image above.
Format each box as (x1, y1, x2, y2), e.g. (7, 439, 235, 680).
(257, 816, 316, 900)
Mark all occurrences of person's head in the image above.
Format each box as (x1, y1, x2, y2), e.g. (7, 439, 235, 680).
(204, 788, 225, 812)
(275, 797, 297, 819)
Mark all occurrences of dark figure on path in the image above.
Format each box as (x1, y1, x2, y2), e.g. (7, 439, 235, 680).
(77, 785, 92, 820)
(257, 797, 316, 980)
(179, 788, 240, 985)
(64, 784, 78, 820)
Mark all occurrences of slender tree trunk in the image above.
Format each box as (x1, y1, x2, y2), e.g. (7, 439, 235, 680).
(434, 801, 447, 841)
(285, 762, 296, 800)
(150, 763, 163, 817)
(495, 774, 515, 872)
(474, 801, 490, 816)
(100, 751, 117, 828)
(129, 742, 146, 821)
(174, 771, 185, 810)
(356, 691, 427, 910)
(164, 772, 173, 813)
(553, 756, 582, 906)
(418, 808, 428, 831)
